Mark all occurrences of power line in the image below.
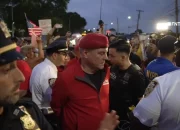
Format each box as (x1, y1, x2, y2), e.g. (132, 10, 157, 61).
(161, 1, 174, 12)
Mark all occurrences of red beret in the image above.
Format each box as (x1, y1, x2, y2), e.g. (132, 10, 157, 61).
(79, 33, 108, 49)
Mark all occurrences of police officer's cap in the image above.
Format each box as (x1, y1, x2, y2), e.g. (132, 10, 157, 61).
(45, 37, 68, 53)
(0, 20, 23, 65)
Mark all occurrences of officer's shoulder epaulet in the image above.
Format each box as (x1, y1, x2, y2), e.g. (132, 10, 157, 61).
(129, 64, 143, 75)
(16, 98, 37, 109)
(132, 64, 141, 71)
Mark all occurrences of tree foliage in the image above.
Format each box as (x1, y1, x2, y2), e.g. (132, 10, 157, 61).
(109, 28, 116, 32)
(0, 0, 87, 36)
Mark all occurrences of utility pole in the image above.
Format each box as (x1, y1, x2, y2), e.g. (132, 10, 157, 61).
(136, 10, 144, 30)
(175, 0, 179, 38)
(100, 0, 103, 20)
(128, 26, 131, 34)
(105, 24, 107, 34)
(117, 17, 119, 34)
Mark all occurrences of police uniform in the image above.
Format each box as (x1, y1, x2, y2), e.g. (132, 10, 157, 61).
(30, 38, 68, 110)
(110, 64, 146, 127)
(0, 20, 53, 130)
(133, 69, 180, 130)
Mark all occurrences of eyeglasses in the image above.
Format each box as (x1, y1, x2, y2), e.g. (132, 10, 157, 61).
(56, 51, 68, 57)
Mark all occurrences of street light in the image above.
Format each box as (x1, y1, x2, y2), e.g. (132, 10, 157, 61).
(6, 1, 19, 37)
(111, 22, 113, 25)
(128, 16, 131, 19)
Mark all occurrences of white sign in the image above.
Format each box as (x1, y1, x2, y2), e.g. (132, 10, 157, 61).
(167, 22, 180, 26)
(39, 19, 52, 35)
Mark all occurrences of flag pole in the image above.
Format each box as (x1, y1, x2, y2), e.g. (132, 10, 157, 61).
(24, 12, 27, 20)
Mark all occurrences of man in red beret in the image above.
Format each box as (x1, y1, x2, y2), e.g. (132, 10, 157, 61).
(51, 33, 111, 130)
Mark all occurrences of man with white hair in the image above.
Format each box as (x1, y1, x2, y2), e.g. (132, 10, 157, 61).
(20, 37, 44, 69)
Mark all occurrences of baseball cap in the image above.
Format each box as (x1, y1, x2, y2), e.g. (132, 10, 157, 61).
(157, 35, 177, 54)
(45, 38, 68, 53)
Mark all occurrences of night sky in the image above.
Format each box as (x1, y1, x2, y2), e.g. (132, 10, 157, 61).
(68, 0, 178, 33)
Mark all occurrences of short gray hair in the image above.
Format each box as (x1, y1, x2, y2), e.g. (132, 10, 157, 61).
(20, 45, 33, 56)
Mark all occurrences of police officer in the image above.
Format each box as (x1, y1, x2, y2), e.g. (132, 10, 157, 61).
(30, 38, 68, 110)
(0, 20, 53, 130)
(129, 69, 180, 130)
(108, 39, 146, 129)
(145, 35, 179, 83)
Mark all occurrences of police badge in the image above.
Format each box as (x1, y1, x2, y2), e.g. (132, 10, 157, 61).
(0, 20, 11, 38)
(49, 78, 56, 88)
(19, 106, 41, 130)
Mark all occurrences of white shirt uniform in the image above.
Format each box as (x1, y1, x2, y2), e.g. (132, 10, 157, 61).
(30, 58, 57, 109)
(133, 69, 180, 130)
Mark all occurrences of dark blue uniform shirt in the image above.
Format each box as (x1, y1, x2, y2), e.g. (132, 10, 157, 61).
(145, 57, 179, 82)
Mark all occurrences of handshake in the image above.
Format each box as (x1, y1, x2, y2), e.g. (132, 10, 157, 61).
(98, 110, 120, 130)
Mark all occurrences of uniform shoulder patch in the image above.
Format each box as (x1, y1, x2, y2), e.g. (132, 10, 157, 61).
(49, 78, 56, 88)
(144, 81, 158, 98)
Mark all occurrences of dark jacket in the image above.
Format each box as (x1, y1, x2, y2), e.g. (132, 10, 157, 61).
(0, 99, 53, 130)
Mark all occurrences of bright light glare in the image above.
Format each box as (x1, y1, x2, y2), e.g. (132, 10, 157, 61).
(156, 23, 169, 31)
(76, 34, 82, 38)
(128, 16, 131, 19)
(93, 28, 96, 30)
(111, 22, 113, 25)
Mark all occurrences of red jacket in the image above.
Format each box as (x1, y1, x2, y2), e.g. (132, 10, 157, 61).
(66, 58, 78, 68)
(17, 60, 32, 91)
(51, 61, 110, 130)
(17, 60, 32, 97)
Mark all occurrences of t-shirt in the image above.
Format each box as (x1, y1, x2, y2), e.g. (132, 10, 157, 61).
(86, 69, 104, 92)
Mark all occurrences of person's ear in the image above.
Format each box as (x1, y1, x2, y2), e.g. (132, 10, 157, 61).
(52, 53, 58, 60)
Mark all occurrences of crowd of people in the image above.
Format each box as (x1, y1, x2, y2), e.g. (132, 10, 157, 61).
(1, 19, 180, 130)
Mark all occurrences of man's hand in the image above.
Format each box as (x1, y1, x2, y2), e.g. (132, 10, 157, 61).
(98, 110, 120, 130)
(54, 24, 61, 29)
(36, 36, 42, 44)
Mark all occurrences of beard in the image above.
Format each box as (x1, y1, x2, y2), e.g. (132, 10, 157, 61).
(0, 94, 20, 106)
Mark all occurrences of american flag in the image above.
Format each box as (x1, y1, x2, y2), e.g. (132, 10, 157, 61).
(25, 14, 42, 36)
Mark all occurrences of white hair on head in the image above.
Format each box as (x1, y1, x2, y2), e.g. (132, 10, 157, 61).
(20, 44, 33, 56)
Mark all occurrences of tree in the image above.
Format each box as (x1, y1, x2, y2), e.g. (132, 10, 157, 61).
(65, 12, 87, 33)
(1, 0, 86, 36)
(135, 29, 143, 34)
(109, 28, 116, 32)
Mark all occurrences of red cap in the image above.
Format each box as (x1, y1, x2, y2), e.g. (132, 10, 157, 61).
(79, 33, 108, 49)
